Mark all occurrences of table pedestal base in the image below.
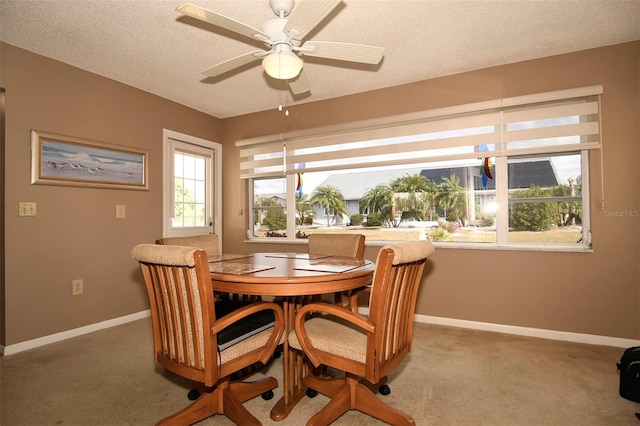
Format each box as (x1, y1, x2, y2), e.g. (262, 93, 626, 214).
(270, 381, 307, 421)
(270, 298, 310, 421)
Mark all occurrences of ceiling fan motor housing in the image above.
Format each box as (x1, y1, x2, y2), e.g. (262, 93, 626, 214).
(261, 19, 301, 48)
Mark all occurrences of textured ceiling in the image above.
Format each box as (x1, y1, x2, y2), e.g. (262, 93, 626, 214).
(1, 0, 639, 119)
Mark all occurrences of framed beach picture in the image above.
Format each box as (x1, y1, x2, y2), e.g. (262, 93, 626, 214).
(31, 130, 149, 190)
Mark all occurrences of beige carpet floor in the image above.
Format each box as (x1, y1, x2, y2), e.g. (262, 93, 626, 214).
(1, 317, 638, 425)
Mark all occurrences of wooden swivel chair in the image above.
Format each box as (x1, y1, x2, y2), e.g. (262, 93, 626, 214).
(290, 240, 435, 426)
(131, 244, 284, 425)
(308, 233, 365, 305)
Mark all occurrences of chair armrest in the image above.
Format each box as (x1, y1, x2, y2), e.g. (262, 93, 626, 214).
(348, 286, 371, 313)
(296, 302, 374, 333)
(295, 302, 374, 367)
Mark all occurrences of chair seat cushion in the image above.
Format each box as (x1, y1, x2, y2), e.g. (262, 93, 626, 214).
(215, 300, 275, 351)
(289, 315, 367, 363)
(219, 328, 275, 364)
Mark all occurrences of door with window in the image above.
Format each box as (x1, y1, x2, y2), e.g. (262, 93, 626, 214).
(163, 130, 222, 240)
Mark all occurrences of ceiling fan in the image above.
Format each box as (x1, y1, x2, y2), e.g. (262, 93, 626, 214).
(176, 0, 385, 95)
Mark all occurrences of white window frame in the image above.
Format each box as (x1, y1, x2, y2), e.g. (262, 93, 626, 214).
(240, 87, 601, 251)
(162, 129, 222, 240)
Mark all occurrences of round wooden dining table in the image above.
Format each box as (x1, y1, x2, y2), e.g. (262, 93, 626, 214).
(209, 253, 375, 421)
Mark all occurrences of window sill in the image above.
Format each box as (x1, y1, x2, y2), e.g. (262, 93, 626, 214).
(244, 238, 593, 253)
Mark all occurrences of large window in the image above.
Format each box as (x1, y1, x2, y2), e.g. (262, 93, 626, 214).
(241, 87, 601, 250)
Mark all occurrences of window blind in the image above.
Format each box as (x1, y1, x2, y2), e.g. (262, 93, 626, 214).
(236, 86, 602, 179)
(237, 139, 284, 179)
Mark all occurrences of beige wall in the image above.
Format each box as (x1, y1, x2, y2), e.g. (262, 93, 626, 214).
(221, 41, 640, 340)
(1, 41, 638, 348)
(1, 43, 222, 346)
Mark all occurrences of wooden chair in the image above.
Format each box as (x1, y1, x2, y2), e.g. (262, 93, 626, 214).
(290, 241, 435, 426)
(131, 244, 285, 425)
(308, 233, 365, 305)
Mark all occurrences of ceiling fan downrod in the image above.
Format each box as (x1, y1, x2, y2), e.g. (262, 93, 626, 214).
(269, 0, 294, 17)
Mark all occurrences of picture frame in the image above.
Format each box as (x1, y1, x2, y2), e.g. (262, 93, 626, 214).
(31, 130, 149, 190)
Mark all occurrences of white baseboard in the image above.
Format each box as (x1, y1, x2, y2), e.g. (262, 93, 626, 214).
(357, 308, 639, 348)
(2, 309, 638, 356)
(1, 310, 151, 356)
(417, 314, 640, 348)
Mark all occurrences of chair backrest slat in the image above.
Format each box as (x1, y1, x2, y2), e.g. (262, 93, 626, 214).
(161, 265, 179, 362)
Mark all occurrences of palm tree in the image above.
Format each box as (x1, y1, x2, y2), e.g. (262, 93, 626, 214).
(295, 192, 314, 226)
(390, 173, 430, 210)
(437, 174, 465, 221)
(359, 184, 394, 215)
(359, 184, 396, 227)
(310, 185, 349, 226)
(419, 180, 440, 220)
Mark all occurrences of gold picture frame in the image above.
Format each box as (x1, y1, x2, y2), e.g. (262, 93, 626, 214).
(31, 130, 148, 190)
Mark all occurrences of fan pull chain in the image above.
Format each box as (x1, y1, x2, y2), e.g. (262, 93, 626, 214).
(277, 81, 289, 116)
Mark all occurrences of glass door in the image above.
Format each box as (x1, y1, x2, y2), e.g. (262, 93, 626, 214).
(163, 130, 222, 239)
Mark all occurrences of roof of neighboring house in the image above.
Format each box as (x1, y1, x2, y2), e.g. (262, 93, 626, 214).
(255, 194, 286, 206)
(317, 160, 560, 200)
(420, 159, 559, 190)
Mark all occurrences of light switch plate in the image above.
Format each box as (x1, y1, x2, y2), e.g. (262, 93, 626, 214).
(19, 202, 36, 216)
(116, 204, 126, 219)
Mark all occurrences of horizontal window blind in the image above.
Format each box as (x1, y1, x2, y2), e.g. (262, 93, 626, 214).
(237, 139, 284, 179)
(502, 99, 600, 156)
(236, 86, 602, 179)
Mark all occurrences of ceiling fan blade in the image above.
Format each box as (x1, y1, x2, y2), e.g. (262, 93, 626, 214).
(288, 69, 311, 95)
(176, 3, 268, 41)
(201, 50, 265, 78)
(300, 40, 384, 64)
(283, 0, 341, 41)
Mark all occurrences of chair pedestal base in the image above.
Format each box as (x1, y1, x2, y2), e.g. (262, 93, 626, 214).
(303, 374, 415, 426)
(157, 376, 277, 426)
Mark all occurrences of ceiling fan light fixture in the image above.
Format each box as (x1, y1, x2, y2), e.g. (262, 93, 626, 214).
(262, 50, 303, 80)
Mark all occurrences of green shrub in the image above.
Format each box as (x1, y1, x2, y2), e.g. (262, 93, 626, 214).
(401, 210, 424, 221)
(263, 209, 287, 231)
(365, 212, 385, 226)
(510, 186, 556, 231)
(429, 227, 452, 241)
(476, 214, 495, 227)
(350, 213, 364, 226)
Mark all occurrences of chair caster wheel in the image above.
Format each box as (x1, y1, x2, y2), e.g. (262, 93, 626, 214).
(262, 390, 274, 400)
(379, 384, 391, 395)
(187, 389, 200, 400)
(306, 388, 318, 398)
